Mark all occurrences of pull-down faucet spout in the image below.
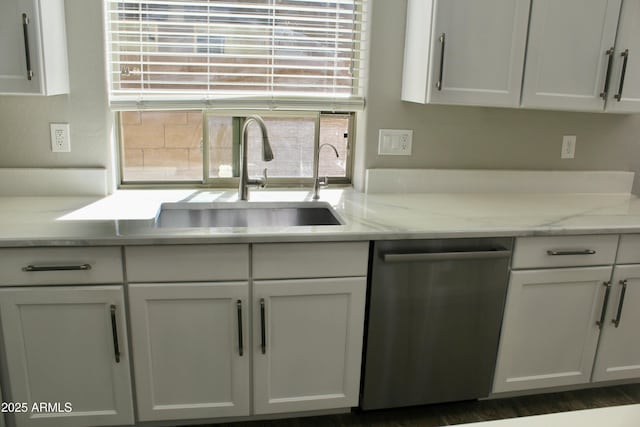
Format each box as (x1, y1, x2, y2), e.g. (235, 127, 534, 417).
(239, 116, 274, 201)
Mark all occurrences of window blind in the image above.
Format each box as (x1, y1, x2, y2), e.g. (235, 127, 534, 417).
(104, 0, 368, 111)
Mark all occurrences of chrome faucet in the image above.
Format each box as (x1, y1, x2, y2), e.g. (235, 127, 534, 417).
(239, 116, 274, 201)
(312, 143, 339, 200)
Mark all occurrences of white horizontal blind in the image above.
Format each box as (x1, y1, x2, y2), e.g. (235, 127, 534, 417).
(105, 0, 368, 111)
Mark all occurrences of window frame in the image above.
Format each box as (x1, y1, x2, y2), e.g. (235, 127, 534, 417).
(115, 110, 355, 189)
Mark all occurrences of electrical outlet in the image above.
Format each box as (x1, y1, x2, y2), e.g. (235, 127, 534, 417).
(378, 129, 413, 155)
(50, 123, 71, 152)
(561, 135, 576, 159)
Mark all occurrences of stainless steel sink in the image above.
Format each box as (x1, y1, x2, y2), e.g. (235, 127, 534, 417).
(155, 201, 344, 228)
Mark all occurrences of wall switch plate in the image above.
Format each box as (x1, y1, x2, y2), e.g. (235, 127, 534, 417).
(378, 129, 413, 155)
(561, 135, 576, 159)
(50, 123, 71, 152)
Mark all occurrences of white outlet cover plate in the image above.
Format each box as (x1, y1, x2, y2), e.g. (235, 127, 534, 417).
(50, 123, 71, 152)
(561, 135, 576, 159)
(378, 129, 413, 155)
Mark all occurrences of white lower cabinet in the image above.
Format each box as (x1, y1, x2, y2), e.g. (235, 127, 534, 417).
(493, 267, 613, 393)
(124, 241, 369, 423)
(253, 277, 366, 414)
(0, 286, 134, 427)
(592, 265, 640, 382)
(128, 282, 250, 421)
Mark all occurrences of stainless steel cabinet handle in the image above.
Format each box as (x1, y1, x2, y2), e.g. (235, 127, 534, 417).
(436, 33, 445, 91)
(383, 250, 510, 263)
(260, 299, 267, 354)
(546, 250, 596, 256)
(236, 300, 244, 356)
(22, 13, 33, 80)
(596, 282, 612, 329)
(612, 280, 628, 328)
(600, 47, 615, 99)
(110, 305, 121, 363)
(22, 264, 92, 272)
(614, 49, 629, 102)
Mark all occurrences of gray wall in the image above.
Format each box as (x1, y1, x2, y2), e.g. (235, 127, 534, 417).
(1, 0, 640, 194)
(354, 0, 640, 192)
(0, 0, 111, 172)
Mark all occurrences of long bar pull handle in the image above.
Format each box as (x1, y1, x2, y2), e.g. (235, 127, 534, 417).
(260, 299, 266, 354)
(383, 250, 511, 263)
(110, 305, 121, 363)
(596, 282, 612, 329)
(436, 33, 445, 91)
(546, 250, 596, 256)
(22, 13, 33, 80)
(22, 264, 92, 272)
(236, 300, 244, 356)
(614, 49, 629, 101)
(600, 48, 615, 99)
(612, 280, 628, 328)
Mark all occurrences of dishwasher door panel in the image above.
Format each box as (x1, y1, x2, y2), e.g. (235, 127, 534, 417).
(361, 238, 512, 410)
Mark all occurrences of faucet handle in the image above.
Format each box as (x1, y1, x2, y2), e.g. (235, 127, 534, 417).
(318, 176, 329, 187)
(247, 168, 269, 189)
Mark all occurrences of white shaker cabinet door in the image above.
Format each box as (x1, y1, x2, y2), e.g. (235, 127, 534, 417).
(592, 265, 640, 382)
(0, 286, 134, 427)
(521, 0, 622, 111)
(253, 277, 366, 415)
(0, 0, 68, 95)
(402, 0, 530, 107)
(128, 282, 250, 421)
(606, 0, 640, 113)
(493, 267, 612, 393)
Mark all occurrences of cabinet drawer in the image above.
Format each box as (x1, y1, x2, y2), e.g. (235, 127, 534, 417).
(616, 234, 640, 264)
(252, 242, 369, 279)
(512, 235, 618, 269)
(0, 247, 123, 286)
(125, 244, 249, 282)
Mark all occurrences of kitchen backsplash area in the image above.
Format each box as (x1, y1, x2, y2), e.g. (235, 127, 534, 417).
(0, 0, 640, 193)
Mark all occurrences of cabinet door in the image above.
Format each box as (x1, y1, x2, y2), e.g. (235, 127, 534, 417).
(592, 265, 640, 382)
(0, 0, 40, 94)
(253, 277, 366, 414)
(521, 0, 622, 111)
(605, 1, 640, 113)
(0, 0, 68, 95)
(493, 267, 612, 393)
(0, 286, 134, 427)
(427, 0, 530, 107)
(129, 282, 249, 421)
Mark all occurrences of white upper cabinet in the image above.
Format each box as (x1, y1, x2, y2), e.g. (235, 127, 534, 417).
(605, 0, 640, 113)
(0, 0, 69, 95)
(521, 0, 623, 111)
(402, 0, 531, 107)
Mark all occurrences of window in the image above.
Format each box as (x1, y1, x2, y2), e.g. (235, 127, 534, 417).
(105, 0, 367, 110)
(119, 110, 352, 184)
(105, 0, 366, 185)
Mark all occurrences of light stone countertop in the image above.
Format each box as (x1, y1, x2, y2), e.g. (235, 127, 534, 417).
(453, 404, 640, 427)
(2, 188, 640, 247)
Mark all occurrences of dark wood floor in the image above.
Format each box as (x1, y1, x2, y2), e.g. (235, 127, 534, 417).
(211, 384, 640, 426)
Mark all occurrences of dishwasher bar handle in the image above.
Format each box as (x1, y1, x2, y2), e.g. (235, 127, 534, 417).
(383, 250, 511, 263)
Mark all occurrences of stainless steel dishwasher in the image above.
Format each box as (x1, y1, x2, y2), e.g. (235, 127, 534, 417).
(360, 238, 513, 410)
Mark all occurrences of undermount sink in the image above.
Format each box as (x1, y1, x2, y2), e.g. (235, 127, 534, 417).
(154, 201, 344, 228)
